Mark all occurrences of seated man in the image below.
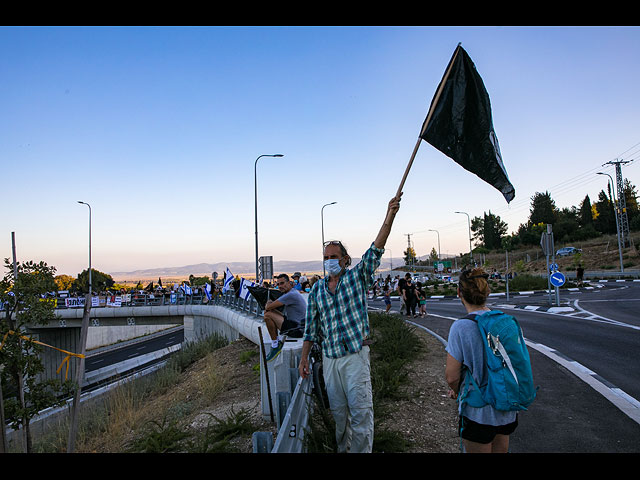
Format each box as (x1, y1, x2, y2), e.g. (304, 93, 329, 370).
(264, 273, 307, 361)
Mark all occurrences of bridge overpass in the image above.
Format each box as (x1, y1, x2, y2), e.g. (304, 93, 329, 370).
(17, 291, 310, 452)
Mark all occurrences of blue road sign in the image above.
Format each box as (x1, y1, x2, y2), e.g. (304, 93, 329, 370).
(549, 263, 559, 272)
(550, 271, 566, 287)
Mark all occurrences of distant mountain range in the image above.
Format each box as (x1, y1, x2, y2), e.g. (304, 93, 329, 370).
(109, 254, 447, 281)
(109, 260, 324, 280)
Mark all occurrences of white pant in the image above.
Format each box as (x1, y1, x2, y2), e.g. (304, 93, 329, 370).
(322, 346, 374, 453)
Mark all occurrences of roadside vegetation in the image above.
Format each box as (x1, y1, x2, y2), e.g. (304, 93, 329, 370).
(303, 312, 422, 453)
(24, 333, 266, 453)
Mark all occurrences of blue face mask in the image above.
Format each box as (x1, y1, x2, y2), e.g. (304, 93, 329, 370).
(324, 259, 342, 276)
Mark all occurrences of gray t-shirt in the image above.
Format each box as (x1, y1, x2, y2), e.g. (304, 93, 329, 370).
(446, 313, 517, 426)
(277, 289, 307, 326)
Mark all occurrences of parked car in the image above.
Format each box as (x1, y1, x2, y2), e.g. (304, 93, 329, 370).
(556, 247, 582, 257)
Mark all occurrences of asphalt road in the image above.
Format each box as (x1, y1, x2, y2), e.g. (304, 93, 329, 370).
(369, 282, 640, 452)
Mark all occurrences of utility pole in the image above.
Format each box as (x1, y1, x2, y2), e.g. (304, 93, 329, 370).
(604, 159, 632, 248)
(405, 233, 414, 272)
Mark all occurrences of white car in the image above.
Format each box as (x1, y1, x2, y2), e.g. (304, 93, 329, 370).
(556, 247, 582, 257)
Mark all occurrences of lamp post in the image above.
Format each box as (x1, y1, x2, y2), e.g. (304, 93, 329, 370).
(77, 201, 92, 294)
(68, 200, 92, 453)
(428, 229, 441, 261)
(597, 172, 624, 273)
(455, 211, 473, 264)
(321, 201, 337, 277)
(254, 154, 283, 282)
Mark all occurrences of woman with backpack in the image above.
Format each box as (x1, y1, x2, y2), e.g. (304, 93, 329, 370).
(444, 267, 519, 453)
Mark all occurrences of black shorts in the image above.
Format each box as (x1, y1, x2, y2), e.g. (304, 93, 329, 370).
(281, 317, 303, 338)
(459, 415, 518, 444)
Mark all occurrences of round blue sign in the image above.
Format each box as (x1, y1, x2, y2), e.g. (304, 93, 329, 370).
(550, 271, 565, 287)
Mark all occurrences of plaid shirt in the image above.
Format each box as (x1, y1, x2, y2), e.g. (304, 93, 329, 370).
(303, 243, 384, 358)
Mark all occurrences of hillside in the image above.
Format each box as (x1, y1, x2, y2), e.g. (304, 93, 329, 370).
(466, 232, 640, 276)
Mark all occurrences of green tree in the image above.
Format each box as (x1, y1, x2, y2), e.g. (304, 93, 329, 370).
(623, 179, 639, 224)
(0, 259, 73, 452)
(578, 194, 593, 227)
(403, 247, 416, 267)
(72, 268, 115, 293)
(529, 191, 557, 226)
(471, 211, 508, 250)
(429, 247, 439, 262)
(593, 188, 617, 235)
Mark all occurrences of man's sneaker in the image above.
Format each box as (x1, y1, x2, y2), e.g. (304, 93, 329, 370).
(265, 341, 283, 362)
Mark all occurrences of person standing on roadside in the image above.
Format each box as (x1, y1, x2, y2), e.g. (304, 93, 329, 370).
(445, 267, 519, 453)
(403, 276, 418, 317)
(299, 193, 402, 453)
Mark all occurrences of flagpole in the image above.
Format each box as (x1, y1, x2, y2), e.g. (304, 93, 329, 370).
(395, 44, 462, 198)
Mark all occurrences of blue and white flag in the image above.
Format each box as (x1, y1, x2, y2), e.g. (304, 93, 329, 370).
(238, 277, 257, 301)
(181, 283, 192, 295)
(204, 282, 212, 301)
(222, 268, 234, 293)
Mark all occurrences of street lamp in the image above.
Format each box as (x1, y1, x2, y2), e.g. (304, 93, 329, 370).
(428, 229, 441, 261)
(597, 172, 624, 273)
(77, 201, 92, 294)
(68, 200, 92, 453)
(254, 154, 284, 282)
(455, 211, 473, 263)
(321, 201, 337, 277)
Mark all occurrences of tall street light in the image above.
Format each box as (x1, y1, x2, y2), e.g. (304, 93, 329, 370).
(68, 200, 92, 453)
(255, 154, 283, 283)
(597, 172, 624, 273)
(428, 229, 441, 261)
(77, 201, 92, 294)
(455, 211, 473, 263)
(321, 201, 337, 277)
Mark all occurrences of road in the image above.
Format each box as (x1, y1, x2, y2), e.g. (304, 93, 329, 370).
(84, 327, 183, 382)
(368, 282, 640, 452)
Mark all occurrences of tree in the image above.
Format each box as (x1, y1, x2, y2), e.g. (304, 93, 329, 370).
(529, 191, 557, 226)
(429, 247, 439, 262)
(54, 274, 75, 291)
(0, 259, 74, 452)
(623, 179, 639, 224)
(578, 195, 593, 227)
(471, 211, 508, 250)
(403, 246, 417, 267)
(593, 189, 617, 235)
(72, 268, 115, 293)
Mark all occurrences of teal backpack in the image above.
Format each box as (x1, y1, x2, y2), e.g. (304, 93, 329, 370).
(458, 310, 537, 412)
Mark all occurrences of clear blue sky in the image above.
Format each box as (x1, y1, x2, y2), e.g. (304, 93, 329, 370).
(2, 26, 639, 277)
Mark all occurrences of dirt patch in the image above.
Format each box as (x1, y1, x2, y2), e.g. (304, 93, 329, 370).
(377, 326, 460, 452)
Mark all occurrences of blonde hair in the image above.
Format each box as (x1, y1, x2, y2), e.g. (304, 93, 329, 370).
(458, 267, 490, 306)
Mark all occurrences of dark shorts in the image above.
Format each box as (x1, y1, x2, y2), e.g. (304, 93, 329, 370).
(281, 317, 303, 338)
(459, 415, 518, 444)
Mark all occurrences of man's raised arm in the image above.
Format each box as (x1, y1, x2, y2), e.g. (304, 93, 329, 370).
(374, 193, 402, 249)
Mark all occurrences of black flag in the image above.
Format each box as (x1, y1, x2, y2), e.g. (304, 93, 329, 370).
(420, 45, 515, 203)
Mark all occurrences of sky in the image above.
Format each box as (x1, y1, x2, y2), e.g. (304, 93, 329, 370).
(2, 26, 640, 277)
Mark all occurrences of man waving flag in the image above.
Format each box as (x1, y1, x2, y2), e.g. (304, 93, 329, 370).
(397, 44, 515, 203)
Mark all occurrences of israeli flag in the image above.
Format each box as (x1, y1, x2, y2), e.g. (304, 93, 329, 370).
(222, 268, 234, 293)
(204, 282, 212, 301)
(238, 277, 256, 301)
(181, 283, 192, 295)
